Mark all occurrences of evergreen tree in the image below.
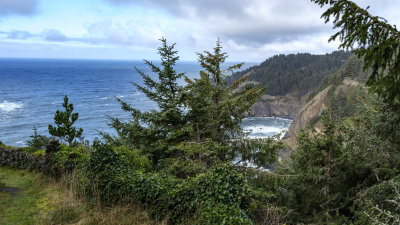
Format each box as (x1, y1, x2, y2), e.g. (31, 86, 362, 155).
(108, 38, 186, 165)
(108, 39, 281, 171)
(312, 0, 400, 105)
(185, 40, 279, 167)
(26, 126, 51, 150)
(48, 95, 83, 146)
(186, 40, 265, 143)
(277, 112, 350, 223)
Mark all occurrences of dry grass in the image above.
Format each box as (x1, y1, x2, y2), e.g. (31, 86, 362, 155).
(0, 167, 162, 225)
(43, 172, 163, 225)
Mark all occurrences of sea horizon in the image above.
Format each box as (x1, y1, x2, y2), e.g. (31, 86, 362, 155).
(0, 58, 290, 147)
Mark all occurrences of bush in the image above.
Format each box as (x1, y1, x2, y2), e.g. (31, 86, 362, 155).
(87, 143, 131, 203)
(113, 146, 151, 172)
(53, 144, 89, 172)
(200, 203, 253, 225)
(155, 165, 253, 224)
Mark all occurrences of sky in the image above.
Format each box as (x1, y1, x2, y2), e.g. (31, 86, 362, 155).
(0, 0, 399, 62)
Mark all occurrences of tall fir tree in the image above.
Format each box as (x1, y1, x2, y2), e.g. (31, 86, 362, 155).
(107, 38, 186, 165)
(184, 40, 280, 167)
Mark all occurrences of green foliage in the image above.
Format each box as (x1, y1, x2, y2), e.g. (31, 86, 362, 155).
(156, 165, 253, 224)
(283, 113, 349, 223)
(187, 40, 265, 144)
(307, 55, 366, 101)
(48, 95, 83, 146)
(113, 146, 152, 172)
(106, 39, 281, 175)
(342, 94, 400, 172)
(354, 177, 400, 225)
(229, 51, 351, 96)
(108, 38, 186, 165)
(184, 40, 280, 169)
(200, 203, 253, 225)
(86, 145, 254, 224)
(26, 126, 51, 150)
(87, 143, 134, 203)
(312, 0, 400, 104)
(52, 144, 89, 171)
(272, 92, 400, 224)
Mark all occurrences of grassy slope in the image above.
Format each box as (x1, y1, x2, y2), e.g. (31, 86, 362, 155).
(0, 167, 47, 225)
(0, 167, 158, 225)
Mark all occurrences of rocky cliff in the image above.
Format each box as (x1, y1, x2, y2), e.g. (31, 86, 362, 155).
(248, 94, 307, 119)
(284, 76, 366, 150)
(284, 86, 330, 138)
(282, 56, 368, 150)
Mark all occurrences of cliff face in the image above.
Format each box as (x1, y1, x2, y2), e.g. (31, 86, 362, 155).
(284, 86, 330, 138)
(248, 94, 307, 119)
(284, 77, 366, 143)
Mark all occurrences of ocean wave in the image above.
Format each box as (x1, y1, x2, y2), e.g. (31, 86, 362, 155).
(100, 97, 111, 100)
(0, 101, 23, 112)
(243, 125, 283, 134)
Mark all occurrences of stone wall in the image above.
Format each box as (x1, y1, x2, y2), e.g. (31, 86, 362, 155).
(0, 147, 45, 169)
(0, 140, 60, 173)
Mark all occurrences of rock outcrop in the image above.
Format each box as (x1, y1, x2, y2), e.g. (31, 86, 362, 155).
(284, 86, 330, 138)
(248, 94, 308, 119)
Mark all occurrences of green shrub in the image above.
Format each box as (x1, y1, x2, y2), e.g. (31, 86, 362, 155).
(53, 144, 89, 171)
(87, 144, 253, 224)
(155, 165, 253, 224)
(113, 146, 151, 172)
(200, 203, 253, 225)
(87, 143, 131, 203)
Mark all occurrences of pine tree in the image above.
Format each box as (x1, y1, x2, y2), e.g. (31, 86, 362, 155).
(48, 95, 83, 146)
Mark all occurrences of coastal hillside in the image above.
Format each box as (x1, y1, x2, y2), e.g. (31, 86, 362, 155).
(284, 56, 369, 148)
(230, 51, 351, 118)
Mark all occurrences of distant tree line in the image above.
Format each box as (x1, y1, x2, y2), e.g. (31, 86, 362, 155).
(229, 51, 351, 96)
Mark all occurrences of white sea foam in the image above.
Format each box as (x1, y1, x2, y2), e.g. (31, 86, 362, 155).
(0, 101, 23, 112)
(243, 125, 282, 134)
(243, 125, 288, 139)
(100, 97, 111, 100)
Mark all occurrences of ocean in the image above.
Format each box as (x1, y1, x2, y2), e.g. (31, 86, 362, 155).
(0, 58, 292, 147)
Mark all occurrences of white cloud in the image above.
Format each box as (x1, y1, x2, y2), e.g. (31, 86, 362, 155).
(85, 19, 166, 46)
(104, 0, 400, 47)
